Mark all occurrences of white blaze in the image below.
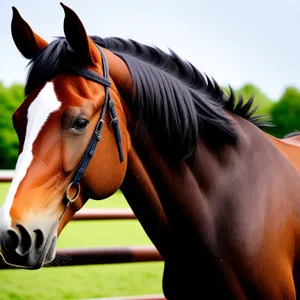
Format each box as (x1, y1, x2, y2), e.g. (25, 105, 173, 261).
(0, 82, 61, 230)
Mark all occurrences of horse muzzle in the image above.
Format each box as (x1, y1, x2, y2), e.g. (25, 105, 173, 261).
(0, 223, 57, 269)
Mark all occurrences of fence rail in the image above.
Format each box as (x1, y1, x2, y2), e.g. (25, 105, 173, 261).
(0, 170, 14, 182)
(74, 208, 136, 220)
(0, 171, 165, 299)
(0, 246, 163, 269)
(96, 295, 165, 300)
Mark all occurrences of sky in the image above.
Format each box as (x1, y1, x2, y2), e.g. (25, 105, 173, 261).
(0, 0, 299, 101)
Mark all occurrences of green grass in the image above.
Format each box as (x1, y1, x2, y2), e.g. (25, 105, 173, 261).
(0, 183, 164, 300)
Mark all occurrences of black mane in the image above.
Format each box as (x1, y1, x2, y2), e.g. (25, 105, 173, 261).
(25, 36, 271, 160)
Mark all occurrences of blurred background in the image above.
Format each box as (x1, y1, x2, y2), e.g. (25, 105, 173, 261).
(0, 0, 300, 299)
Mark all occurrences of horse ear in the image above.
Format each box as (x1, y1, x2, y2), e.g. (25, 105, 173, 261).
(60, 3, 96, 65)
(11, 7, 48, 59)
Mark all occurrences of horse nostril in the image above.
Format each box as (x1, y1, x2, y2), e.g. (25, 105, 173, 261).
(7, 229, 19, 249)
(33, 229, 44, 248)
(15, 223, 33, 256)
(0, 229, 19, 253)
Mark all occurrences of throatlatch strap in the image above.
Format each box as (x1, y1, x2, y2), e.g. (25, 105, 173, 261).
(109, 100, 124, 162)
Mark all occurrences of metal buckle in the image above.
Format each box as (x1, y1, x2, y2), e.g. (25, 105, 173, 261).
(66, 181, 80, 203)
(58, 182, 80, 221)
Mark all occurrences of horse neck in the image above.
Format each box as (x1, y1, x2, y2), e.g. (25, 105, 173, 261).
(120, 113, 267, 257)
(108, 49, 298, 262)
(120, 123, 221, 256)
(119, 112, 173, 256)
(119, 109, 224, 257)
(121, 147, 170, 257)
(107, 50, 238, 256)
(107, 51, 253, 256)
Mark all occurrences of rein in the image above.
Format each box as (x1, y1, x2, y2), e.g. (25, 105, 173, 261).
(59, 46, 124, 221)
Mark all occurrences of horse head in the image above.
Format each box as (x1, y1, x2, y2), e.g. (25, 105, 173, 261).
(0, 4, 130, 269)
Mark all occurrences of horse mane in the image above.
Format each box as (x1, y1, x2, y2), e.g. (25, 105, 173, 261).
(25, 36, 271, 160)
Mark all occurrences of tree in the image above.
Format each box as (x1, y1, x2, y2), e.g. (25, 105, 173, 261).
(0, 83, 24, 169)
(269, 87, 300, 138)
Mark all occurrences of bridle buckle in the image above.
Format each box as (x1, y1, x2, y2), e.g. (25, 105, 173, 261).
(66, 181, 80, 203)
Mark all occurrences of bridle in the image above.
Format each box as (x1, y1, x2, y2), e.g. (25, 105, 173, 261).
(59, 45, 124, 220)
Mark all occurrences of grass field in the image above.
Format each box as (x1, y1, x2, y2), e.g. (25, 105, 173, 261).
(0, 183, 164, 300)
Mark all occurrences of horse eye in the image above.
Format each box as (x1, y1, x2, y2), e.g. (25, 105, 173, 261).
(72, 118, 89, 131)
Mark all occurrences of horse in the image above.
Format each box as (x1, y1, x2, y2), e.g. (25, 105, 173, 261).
(1, 3, 300, 299)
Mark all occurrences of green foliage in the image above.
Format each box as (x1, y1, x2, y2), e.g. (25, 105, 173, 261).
(268, 87, 300, 138)
(0, 83, 24, 169)
(222, 84, 300, 138)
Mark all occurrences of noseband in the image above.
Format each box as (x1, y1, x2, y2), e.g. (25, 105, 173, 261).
(59, 46, 124, 220)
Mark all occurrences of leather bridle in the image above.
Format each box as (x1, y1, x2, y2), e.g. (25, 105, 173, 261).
(59, 45, 124, 220)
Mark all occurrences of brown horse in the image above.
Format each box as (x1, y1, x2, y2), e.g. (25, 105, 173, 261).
(1, 4, 300, 299)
